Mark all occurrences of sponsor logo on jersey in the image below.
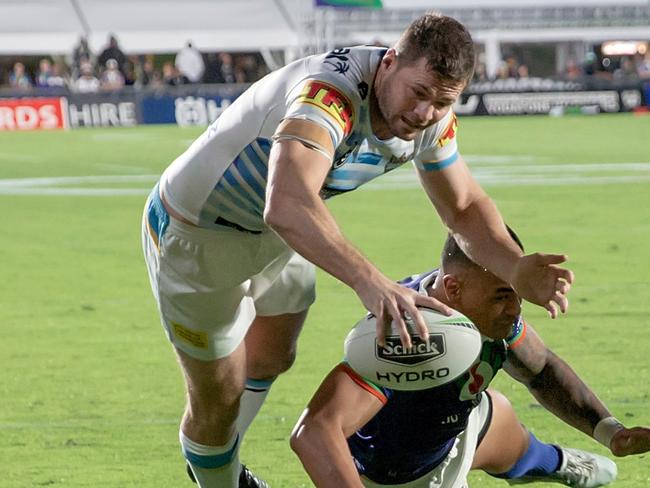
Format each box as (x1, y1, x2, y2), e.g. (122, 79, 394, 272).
(375, 367, 450, 384)
(325, 48, 351, 75)
(375, 334, 445, 366)
(437, 113, 457, 147)
(297, 80, 354, 137)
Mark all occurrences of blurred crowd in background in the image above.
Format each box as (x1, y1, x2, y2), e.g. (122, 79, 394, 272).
(2, 33, 650, 92)
(1, 34, 269, 92)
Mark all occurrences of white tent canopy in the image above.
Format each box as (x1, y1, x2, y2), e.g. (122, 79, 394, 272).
(0, 0, 647, 57)
(0, 0, 309, 55)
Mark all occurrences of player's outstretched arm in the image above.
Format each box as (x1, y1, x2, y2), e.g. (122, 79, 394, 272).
(290, 365, 383, 487)
(504, 321, 650, 456)
(266, 122, 451, 346)
(417, 155, 574, 318)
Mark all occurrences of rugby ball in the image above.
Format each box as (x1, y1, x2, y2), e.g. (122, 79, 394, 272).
(344, 307, 481, 391)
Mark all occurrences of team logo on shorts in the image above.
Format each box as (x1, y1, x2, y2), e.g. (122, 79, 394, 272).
(297, 80, 354, 137)
(438, 113, 458, 147)
(376, 334, 445, 366)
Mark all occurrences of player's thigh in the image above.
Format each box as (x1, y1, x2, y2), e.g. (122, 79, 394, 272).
(143, 190, 288, 361)
(471, 389, 528, 473)
(246, 253, 316, 375)
(252, 251, 316, 317)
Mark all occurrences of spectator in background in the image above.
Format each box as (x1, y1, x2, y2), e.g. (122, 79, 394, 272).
(564, 59, 582, 80)
(614, 56, 638, 80)
(637, 52, 650, 79)
(175, 41, 205, 83)
(48, 62, 68, 88)
(35, 58, 53, 87)
(162, 61, 188, 86)
(72, 36, 93, 78)
(100, 58, 125, 91)
(98, 34, 127, 75)
(236, 54, 266, 82)
(472, 61, 488, 82)
(8, 62, 32, 90)
(215, 52, 237, 83)
(202, 52, 221, 83)
(517, 63, 529, 79)
(75, 61, 100, 93)
(504, 55, 519, 77)
(136, 56, 159, 87)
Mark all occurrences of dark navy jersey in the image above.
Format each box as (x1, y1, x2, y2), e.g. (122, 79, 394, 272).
(345, 269, 526, 485)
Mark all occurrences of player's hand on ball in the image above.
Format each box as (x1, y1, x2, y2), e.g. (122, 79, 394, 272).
(511, 253, 574, 318)
(354, 274, 453, 348)
(610, 427, 650, 457)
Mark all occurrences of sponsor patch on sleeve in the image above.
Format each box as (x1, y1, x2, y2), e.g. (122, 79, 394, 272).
(172, 322, 209, 349)
(296, 80, 354, 137)
(437, 113, 458, 148)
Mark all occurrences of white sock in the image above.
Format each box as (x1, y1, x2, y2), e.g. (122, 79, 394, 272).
(235, 377, 274, 441)
(180, 429, 240, 488)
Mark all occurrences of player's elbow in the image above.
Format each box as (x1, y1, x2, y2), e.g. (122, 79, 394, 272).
(263, 193, 292, 233)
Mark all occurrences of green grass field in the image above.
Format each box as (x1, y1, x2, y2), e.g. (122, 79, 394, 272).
(1, 114, 649, 487)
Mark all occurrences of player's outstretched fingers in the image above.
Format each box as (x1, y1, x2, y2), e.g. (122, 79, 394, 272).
(553, 291, 569, 314)
(375, 308, 388, 348)
(556, 279, 571, 296)
(545, 300, 559, 319)
(389, 302, 412, 349)
(555, 267, 575, 285)
(403, 302, 429, 345)
(536, 253, 569, 265)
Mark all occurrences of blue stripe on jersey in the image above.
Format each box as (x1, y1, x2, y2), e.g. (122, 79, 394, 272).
(325, 165, 383, 190)
(229, 155, 266, 201)
(356, 152, 383, 165)
(218, 169, 264, 209)
(212, 178, 262, 216)
(420, 152, 459, 172)
(200, 138, 271, 230)
(243, 144, 270, 179)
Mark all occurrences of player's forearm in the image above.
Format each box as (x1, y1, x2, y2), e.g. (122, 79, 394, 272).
(264, 190, 379, 290)
(291, 425, 364, 488)
(447, 196, 522, 283)
(526, 351, 610, 437)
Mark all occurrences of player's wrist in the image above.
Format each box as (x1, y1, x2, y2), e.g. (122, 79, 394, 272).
(593, 416, 625, 449)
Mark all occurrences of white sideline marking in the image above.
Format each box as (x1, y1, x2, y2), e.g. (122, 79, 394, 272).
(0, 160, 648, 196)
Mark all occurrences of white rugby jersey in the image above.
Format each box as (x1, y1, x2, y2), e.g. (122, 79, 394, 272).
(160, 46, 460, 232)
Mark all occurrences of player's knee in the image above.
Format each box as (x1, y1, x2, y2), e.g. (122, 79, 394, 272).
(249, 346, 298, 378)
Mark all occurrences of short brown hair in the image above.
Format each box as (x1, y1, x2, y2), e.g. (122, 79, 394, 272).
(396, 13, 475, 85)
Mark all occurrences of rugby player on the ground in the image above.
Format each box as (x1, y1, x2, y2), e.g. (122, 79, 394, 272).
(291, 231, 650, 487)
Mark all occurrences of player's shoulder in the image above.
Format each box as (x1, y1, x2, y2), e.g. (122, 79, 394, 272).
(299, 45, 383, 98)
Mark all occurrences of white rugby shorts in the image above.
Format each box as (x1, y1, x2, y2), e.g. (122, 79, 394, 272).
(142, 186, 316, 360)
(361, 392, 492, 488)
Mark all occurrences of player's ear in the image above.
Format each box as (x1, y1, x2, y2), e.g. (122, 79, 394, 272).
(382, 48, 398, 70)
(442, 274, 462, 303)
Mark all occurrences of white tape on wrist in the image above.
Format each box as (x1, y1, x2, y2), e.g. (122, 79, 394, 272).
(593, 416, 625, 448)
